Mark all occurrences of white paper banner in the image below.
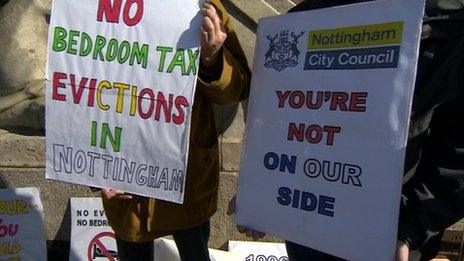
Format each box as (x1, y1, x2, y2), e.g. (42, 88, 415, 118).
(69, 198, 239, 261)
(69, 198, 118, 261)
(228, 241, 288, 261)
(0, 188, 47, 261)
(236, 0, 424, 260)
(45, 0, 203, 204)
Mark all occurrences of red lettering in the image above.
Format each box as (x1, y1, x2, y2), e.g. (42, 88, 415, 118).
(138, 88, 154, 119)
(330, 92, 349, 111)
(306, 91, 324, 109)
(154, 92, 173, 123)
(70, 75, 88, 104)
(287, 123, 305, 142)
(276, 91, 291, 108)
(323, 126, 341, 145)
(0, 220, 19, 237)
(349, 92, 368, 112)
(289, 91, 305, 108)
(172, 96, 189, 125)
(305, 124, 323, 144)
(288, 123, 342, 145)
(276, 90, 367, 112)
(87, 79, 97, 107)
(97, 0, 143, 26)
(52, 72, 67, 101)
(123, 0, 144, 26)
(97, 0, 122, 23)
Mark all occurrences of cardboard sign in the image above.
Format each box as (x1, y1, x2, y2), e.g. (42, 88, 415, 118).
(0, 188, 47, 261)
(228, 241, 288, 261)
(45, 0, 203, 204)
(69, 198, 240, 261)
(236, 0, 424, 260)
(69, 198, 118, 261)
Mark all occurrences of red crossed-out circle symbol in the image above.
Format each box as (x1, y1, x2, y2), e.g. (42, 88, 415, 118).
(87, 231, 118, 261)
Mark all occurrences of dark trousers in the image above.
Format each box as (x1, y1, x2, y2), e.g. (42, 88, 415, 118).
(116, 220, 211, 261)
(285, 241, 346, 261)
(286, 240, 434, 261)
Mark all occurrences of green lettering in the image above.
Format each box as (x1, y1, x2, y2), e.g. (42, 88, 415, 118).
(156, 46, 173, 72)
(106, 39, 119, 62)
(187, 49, 199, 75)
(93, 35, 107, 61)
(79, 32, 93, 57)
(100, 123, 122, 153)
(167, 49, 186, 75)
(52, 26, 67, 52)
(129, 42, 149, 69)
(90, 121, 97, 147)
(66, 30, 80, 55)
(118, 41, 131, 64)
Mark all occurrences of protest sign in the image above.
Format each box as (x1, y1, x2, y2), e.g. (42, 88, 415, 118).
(228, 241, 288, 261)
(69, 198, 118, 261)
(0, 188, 46, 261)
(69, 197, 239, 261)
(45, 0, 203, 204)
(236, 0, 424, 260)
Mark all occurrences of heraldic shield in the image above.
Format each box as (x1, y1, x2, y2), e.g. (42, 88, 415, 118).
(264, 30, 305, 72)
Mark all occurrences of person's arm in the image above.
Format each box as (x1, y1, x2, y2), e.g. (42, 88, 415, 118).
(196, 0, 251, 105)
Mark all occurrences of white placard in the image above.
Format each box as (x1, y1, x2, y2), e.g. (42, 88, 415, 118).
(228, 241, 288, 261)
(46, 0, 203, 204)
(236, 0, 424, 260)
(69, 198, 118, 261)
(69, 198, 238, 261)
(0, 188, 46, 261)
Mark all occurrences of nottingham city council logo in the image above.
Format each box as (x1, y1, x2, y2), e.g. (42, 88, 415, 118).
(264, 30, 305, 72)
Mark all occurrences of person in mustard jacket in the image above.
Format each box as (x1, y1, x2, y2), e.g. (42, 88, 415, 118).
(99, 1, 251, 260)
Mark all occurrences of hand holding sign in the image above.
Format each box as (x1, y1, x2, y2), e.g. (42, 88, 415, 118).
(100, 188, 133, 200)
(395, 242, 409, 261)
(200, 1, 227, 68)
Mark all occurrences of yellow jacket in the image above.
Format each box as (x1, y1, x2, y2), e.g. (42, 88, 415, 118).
(102, 0, 250, 242)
